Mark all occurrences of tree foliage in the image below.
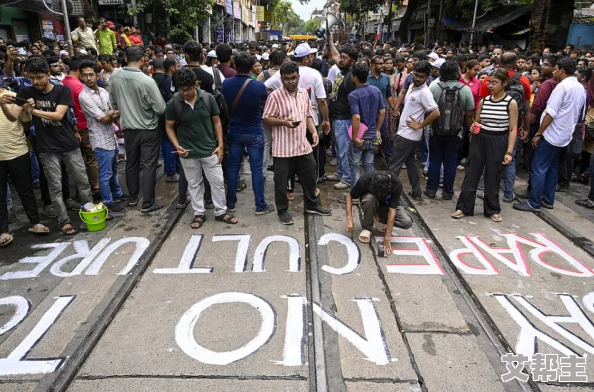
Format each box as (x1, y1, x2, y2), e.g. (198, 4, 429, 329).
(130, 0, 212, 31)
(341, 0, 384, 18)
(271, 0, 305, 34)
(303, 19, 320, 35)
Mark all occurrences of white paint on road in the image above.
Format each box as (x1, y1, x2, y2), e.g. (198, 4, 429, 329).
(0, 296, 30, 335)
(153, 235, 213, 274)
(318, 233, 361, 275)
(252, 235, 301, 272)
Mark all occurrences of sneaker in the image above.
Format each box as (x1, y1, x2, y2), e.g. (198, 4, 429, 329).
(325, 173, 341, 182)
(306, 205, 332, 216)
(556, 185, 569, 192)
(513, 201, 541, 213)
(43, 204, 58, 218)
(141, 200, 164, 213)
(334, 181, 349, 190)
(541, 200, 554, 209)
(442, 192, 454, 200)
(107, 202, 126, 216)
(408, 191, 421, 201)
(166, 173, 180, 182)
(329, 158, 338, 167)
(177, 197, 189, 209)
(502, 193, 516, 203)
(65, 198, 80, 211)
(7, 208, 17, 224)
(255, 204, 276, 216)
(575, 198, 594, 209)
(278, 211, 294, 225)
(113, 194, 128, 203)
(128, 198, 139, 207)
(92, 192, 103, 203)
(317, 176, 326, 184)
(515, 189, 529, 198)
(424, 189, 436, 199)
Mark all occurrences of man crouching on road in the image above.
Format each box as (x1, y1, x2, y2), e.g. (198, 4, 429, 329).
(345, 171, 413, 253)
(165, 68, 238, 229)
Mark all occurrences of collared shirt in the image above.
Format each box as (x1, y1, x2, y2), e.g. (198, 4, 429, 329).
(397, 83, 438, 142)
(541, 76, 587, 147)
(97, 29, 117, 55)
(262, 86, 314, 158)
(368, 72, 392, 106)
(72, 27, 97, 50)
(530, 79, 558, 124)
(79, 85, 117, 151)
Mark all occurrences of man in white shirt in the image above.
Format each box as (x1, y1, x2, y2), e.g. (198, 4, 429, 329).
(514, 57, 587, 213)
(201, 50, 225, 91)
(388, 61, 440, 201)
(71, 17, 97, 51)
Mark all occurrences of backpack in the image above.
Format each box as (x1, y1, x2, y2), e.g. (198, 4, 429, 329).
(172, 89, 214, 128)
(432, 81, 465, 137)
(262, 69, 271, 81)
(213, 68, 223, 92)
(505, 72, 526, 128)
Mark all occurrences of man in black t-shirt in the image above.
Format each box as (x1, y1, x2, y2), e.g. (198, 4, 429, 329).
(345, 171, 413, 255)
(181, 40, 214, 95)
(6, 57, 92, 235)
(326, 36, 357, 190)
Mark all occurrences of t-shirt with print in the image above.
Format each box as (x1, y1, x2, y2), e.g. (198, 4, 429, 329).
(328, 69, 356, 120)
(164, 90, 219, 159)
(16, 85, 78, 153)
(350, 171, 403, 209)
(429, 80, 475, 138)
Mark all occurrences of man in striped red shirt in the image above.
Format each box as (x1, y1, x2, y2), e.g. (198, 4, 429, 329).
(263, 62, 332, 225)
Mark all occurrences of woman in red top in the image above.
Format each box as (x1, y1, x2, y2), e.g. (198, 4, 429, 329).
(129, 27, 144, 47)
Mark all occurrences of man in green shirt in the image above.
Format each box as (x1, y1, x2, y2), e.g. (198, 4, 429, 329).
(165, 68, 238, 229)
(96, 18, 117, 55)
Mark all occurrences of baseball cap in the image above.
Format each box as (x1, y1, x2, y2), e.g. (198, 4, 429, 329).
(294, 43, 317, 58)
(256, 54, 261, 61)
(262, 53, 269, 60)
(106, 21, 115, 29)
(432, 58, 445, 69)
(207, 50, 217, 58)
(272, 43, 279, 49)
(428, 52, 439, 61)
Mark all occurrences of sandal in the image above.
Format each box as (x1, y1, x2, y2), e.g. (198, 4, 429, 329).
(191, 215, 206, 229)
(490, 214, 503, 223)
(0, 233, 13, 247)
(358, 229, 372, 244)
(60, 223, 78, 236)
(215, 213, 238, 224)
(451, 210, 466, 219)
(28, 223, 50, 234)
(237, 182, 247, 192)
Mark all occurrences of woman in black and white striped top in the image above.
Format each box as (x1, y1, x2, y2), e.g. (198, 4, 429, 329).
(453, 69, 518, 223)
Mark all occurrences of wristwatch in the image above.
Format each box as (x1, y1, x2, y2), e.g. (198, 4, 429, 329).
(534, 134, 542, 138)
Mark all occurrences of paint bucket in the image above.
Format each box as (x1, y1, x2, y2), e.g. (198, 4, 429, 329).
(79, 204, 108, 232)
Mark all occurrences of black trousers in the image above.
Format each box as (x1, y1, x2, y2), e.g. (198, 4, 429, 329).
(124, 129, 160, 209)
(287, 129, 324, 192)
(456, 132, 508, 216)
(274, 153, 319, 213)
(0, 153, 40, 233)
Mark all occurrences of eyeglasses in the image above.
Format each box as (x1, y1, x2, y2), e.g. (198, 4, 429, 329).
(486, 81, 501, 86)
(81, 74, 96, 79)
(282, 76, 298, 83)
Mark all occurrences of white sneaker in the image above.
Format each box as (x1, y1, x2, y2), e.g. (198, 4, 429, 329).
(334, 181, 349, 190)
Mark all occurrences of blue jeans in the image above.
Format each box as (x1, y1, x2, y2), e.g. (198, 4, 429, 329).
(380, 116, 391, 159)
(227, 132, 267, 211)
(94, 148, 123, 205)
(528, 138, 563, 209)
(427, 135, 461, 196)
(503, 138, 518, 199)
(161, 136, 178, 175)
(348, 140, 377, 187)
(30, 150, 40, 183)
(331, 119, 352, 185)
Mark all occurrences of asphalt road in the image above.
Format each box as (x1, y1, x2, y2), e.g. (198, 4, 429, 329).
(1, 158, 593, 392)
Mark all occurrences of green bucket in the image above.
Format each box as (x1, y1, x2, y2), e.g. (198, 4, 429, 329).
(79, 204, 108, 232)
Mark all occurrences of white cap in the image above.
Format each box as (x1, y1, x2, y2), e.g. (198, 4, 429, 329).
(294, 43, 317, 58)
(256, 54, 261, 61)
(272, 43, 279, 49)
(261, 53, 270, 60)
(207, 50, 217, 58)
(432, 58, 446, 69)
(428, 52, 439, 61)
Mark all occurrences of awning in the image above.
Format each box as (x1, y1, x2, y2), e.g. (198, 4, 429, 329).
(443, 5, 530, 33)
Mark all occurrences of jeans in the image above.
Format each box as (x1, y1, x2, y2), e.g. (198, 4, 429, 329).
(0, 153, 40, 233)
(503, 138, 518, 199)
(30, 150, 40, 183)
(39, 149, 92, 226)
(528, 137, 563, 209)
(331, 119, 352, 185)
(160, 136, 178, 176)
(427, 135, 461, 196)
(94, 148, 123, 205)
(227, 132, 267, 211)
(180, 154, 227, 217)
(348, 140, 377, 187)
(124, 129, 160, 209)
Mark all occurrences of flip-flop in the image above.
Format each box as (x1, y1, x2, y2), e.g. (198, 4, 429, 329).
(237, 182, 247, 192)
(451, 210, 465, 219)
(28, 223, 50, 234)
(358, 229, 371, 244)
(215, 213, 238, 224)
(60, 223, 78, 236)
(0, 233, 13, 247)
(490, 214, 503, 223)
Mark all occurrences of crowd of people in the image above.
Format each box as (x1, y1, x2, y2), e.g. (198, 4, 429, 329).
(1, 20, 593, 256)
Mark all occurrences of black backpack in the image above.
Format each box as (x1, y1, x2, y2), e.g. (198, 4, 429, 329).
(505, 72, 526, 128)
(432, 81, 465, 137)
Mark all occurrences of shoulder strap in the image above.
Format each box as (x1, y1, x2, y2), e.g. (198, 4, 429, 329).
(213, 68, 222, 90)
(230, 78, 251, 115)
(200, 90, 212, 115)
(512, 72, 521, 81)
(173, 92, 182, 126)
(438, 81, 448, 90)
(263, 70, 271, 81)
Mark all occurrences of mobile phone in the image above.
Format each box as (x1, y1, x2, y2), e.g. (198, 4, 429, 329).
(15, 96, 28, 106)
(292, 120, 302, 126)
(17, 48, 27, 55)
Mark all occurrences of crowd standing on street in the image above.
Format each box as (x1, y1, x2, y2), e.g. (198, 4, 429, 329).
(1, 19, 594, 256)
